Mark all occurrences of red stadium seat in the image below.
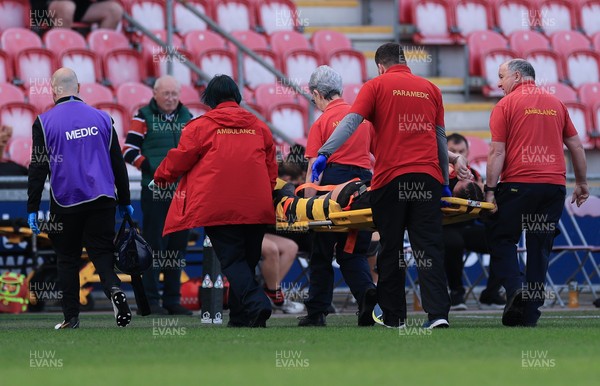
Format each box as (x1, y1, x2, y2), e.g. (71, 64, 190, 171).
(454, 0, 494, 37)
(508, 30, 550, 57)
(0, 1, 29, 31)
(482, 49, 519, 97)
(87, 29, 130, 58)
(239, 49, 279, 89)
(494, 0, 535, 36)
(537, 0, 578, 35)
(399, 0, 414, 24)
(545, 82, 577, 103)
(15, 48, 57, 88)
(241, 86, 254, 103)
(212, 0, 255, 33)
(467, 30, 509, 76)
(578, 82, 600, 107)
(550, 30, 591, 54)
(310, 30, 352, 62)
(341, 83, 361, 105)
(94, 102, 130, 142)
(412, 0, 457, 44)
(174, 0, 212, 34)
(282, 50, 320, 86)
(269, 30, 310, 57)
(0, 102, 37, 138)
(564, 50, 600, 88)
(186, 102, 211, 117)
(60, 49, 102, 84)
(0, 28, 43, 55)
(183, 30, 227, 55)
(565, 102, 595, 149)
(115, 82, 153, 116)
(103, 49, 146, 87)
(153, 48, 195, 86)
(0, 50, 11, 83)
(127, 0, 166, 31)
(268, 102, 308, 141)
(179, 84, 199, 105)
(6, 136, 32, 168)
(231, 30, 269, 51)
(593, 102, 600, 141)
(524, 49, 564, 84)
(27, 89, 54, 114)
(327, 50, 367, 84)
(578, 0, 600, 37)
(254, 83, 297, 111)
(79, 83, 114, 105)
(43, 29, 87, 56)
(141, 30, 184, 77)
(196, 49, 237, 80)
(0, 82, 24, 104)
(255, 0, 300, 34)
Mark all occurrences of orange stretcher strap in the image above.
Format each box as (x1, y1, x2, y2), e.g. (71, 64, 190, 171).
(344, 230, 359, 254)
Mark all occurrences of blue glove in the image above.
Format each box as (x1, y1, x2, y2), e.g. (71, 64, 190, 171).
(118, 205, 134, 218)
(28, 212, 40, 235)
(311, 154, 328, 183)
(441, 185, 452, 207)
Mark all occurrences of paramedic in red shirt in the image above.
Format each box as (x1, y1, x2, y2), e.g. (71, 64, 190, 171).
(314, 43, 461, 329)
(298, 65, 376, 327)
(153, 75, 278, 328)
(485, 59, 588, 327)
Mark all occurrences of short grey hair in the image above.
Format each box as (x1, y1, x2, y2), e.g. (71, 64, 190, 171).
(507, 59, 535, 80)
(308, 65, 343, 100)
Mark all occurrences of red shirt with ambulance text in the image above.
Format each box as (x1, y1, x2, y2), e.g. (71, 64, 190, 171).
(489, 81, 577, 185)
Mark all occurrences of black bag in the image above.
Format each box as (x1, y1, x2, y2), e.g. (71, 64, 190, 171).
(114, 214, 152, 316)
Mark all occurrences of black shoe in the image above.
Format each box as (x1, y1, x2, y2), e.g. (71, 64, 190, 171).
(358, 288, 377, 326)
(502, 289, 525, 327)
(144, 304, 169, 316)
(450, 290, 467, 311)
(480, 290, 506, 309)
(298, 313, 326, 327)
(110, 288, 132, 327)
(249, 309, 271, 328)
(54, 316, 79, 329)
(164, 304, 193, 316)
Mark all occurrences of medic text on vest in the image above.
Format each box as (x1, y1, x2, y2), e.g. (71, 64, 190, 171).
(66, 126, 99, 140)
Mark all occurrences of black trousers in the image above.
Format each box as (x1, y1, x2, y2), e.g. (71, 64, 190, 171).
(443, 222, 502, 296)
(305, 164, 375, 316)
(485, 182, 565, 325)
(370, 173, 450, 325)
(48, 208, 120, 320)
(141, 186, 189, 307)
(204, 224, 271, 325)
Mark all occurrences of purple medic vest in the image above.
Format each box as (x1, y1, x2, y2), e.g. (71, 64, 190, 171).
(39, 98, 116, 207)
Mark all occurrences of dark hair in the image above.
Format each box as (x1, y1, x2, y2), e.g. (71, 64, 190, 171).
(278, 161, 303, 180)
(285, 144, 308, 171)
(375, 43, 406, 68)
(447, 133, 468, 148)
(201, 75, 242, 109)
(453, 181, 484, 201)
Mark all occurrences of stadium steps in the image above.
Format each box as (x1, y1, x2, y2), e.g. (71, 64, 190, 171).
(296, 0, 363, 26)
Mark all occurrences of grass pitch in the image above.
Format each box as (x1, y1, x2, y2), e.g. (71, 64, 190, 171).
(1, 310, 599, 386)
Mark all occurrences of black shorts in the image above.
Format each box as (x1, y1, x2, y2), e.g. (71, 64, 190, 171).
(48, 0, 108, 22)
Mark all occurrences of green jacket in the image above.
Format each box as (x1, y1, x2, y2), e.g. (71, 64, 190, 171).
(138, 99, 192, 187)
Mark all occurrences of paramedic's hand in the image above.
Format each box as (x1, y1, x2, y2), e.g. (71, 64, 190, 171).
(28, 213, 40, 235)
(454, 155, 473, 180)
(311, 154, 328, 182)
(118, 205, 134, 218)
(441, 185, 452, 207)
(485, 191, 497, 214)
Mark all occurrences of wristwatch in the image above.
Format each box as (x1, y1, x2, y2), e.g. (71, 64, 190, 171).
(484, 185, 497, 193)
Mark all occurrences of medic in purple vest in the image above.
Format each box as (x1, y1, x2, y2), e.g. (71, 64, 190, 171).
(26, 68, 134, 329)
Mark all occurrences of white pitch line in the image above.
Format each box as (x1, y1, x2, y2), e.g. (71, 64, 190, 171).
(453, 315, 600, 319)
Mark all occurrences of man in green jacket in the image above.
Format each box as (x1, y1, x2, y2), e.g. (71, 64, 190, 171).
(123, 76, 193, 315)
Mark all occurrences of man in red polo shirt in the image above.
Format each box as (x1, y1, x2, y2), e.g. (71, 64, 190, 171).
(485, 59, 588, 327)
(298, 65, 377, 327)
(313, 43, 465, 328)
